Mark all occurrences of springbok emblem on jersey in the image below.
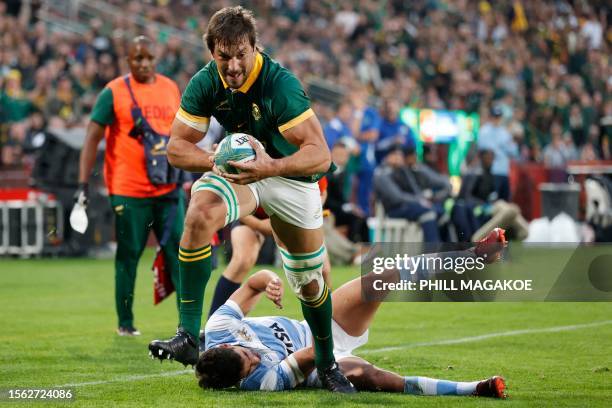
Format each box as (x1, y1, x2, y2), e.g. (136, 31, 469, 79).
(252, 103, 262, 121)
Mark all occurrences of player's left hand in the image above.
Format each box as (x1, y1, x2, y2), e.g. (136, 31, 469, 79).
(223, 136, 277, 184)
(265, 277, 284, 309)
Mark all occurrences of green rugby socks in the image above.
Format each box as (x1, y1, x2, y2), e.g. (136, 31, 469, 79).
(301, 284, 335, 369)
(178, 245, 212, 338)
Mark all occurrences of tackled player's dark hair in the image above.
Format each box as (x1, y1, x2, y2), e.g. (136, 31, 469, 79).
(205, 6, 260, 53)
(195, 347, 243, 389)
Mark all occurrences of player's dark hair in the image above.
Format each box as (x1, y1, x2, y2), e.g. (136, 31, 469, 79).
(195, 347, 243, 389)
(205, 6, 259, 53)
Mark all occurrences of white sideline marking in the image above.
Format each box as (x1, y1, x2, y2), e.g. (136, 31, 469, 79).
(57, 369, 192, 388)
(56, 319, 612, 388)
(359, 319, 612, 355)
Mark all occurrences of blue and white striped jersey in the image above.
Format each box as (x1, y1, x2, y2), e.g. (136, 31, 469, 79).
(204, 300, 311, 391)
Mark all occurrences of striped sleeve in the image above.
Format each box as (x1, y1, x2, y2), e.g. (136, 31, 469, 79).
(240, 359, 301, 391)
(271, 70, 313, 133)
(176, 68, 212, 132)
(206, 300, 243, 331)
(176, 107, 210, 132)
(204, 300, 243, 350)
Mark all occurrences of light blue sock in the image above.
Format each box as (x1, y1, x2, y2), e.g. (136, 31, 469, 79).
(404, 376, 479, 395)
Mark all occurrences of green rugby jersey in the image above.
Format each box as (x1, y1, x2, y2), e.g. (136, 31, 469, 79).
(176, 52, 325, 182)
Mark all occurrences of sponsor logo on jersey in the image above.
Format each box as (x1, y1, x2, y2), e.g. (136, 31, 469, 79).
(216, 99, 230, 111)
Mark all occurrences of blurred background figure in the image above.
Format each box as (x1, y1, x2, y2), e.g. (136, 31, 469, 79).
(373, 146, 441, 243)
(460, 148, 529, 241)
(542, 122, 578, 168)
(375, 97, 415, 164)
(477, 106, 518, 202)
(326, 139, 368, 242)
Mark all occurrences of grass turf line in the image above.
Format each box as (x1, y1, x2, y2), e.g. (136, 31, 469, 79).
(0, 249, 611, 407)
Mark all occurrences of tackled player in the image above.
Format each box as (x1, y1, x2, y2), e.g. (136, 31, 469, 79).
(195, 269, 507, 398)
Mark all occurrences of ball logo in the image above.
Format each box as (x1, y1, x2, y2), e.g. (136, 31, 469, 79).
(216, 133, 260, 174)
(234, 135, 249, 146)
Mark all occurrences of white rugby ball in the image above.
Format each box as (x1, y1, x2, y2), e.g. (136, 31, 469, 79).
(213, 133, 262, 174)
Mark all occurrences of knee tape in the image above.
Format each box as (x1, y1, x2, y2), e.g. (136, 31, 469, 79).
(279, 246, 326, 301)
(191, 173, 240, 226)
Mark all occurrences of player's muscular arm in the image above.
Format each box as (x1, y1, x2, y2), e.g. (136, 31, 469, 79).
(284, 346, 316, 382)
(167, 119, 214, 172)
(275, 115, 331, 176)
(78, 121, 105, 183)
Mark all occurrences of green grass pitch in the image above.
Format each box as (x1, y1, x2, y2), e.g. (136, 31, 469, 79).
(1, 249, 611, 407)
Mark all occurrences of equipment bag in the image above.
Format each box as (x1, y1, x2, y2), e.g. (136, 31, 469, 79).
(124, 75, 185, 185)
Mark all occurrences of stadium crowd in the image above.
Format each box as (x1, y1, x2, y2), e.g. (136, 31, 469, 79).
(1, 0, 610, 245)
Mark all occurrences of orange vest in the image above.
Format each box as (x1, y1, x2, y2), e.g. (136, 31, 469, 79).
(104, 73, 180, 197)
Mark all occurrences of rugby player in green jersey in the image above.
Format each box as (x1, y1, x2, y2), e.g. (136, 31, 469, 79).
(148, 6, 355, 393)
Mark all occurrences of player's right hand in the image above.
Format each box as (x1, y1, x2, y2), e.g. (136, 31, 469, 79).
(209, 148, 231, 178)
(265, 277, 284, 309)
(73, 182, 89, 208)
(224, 136, 276, 184)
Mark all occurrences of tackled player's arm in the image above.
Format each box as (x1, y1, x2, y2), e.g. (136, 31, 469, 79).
(278, 346, 316, 389)
(167, 119, 214, 173)
(240, 215, 274, 236)
(242, 346, 315, 391)
(228, 270, 282, 316)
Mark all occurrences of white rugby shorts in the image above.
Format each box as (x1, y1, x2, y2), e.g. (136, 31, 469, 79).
(191, 173, 323, 229)
(248, 176, 323, 229)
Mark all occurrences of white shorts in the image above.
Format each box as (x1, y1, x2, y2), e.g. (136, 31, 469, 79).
(302, 319, 369, 388)
(193, 174, 323, 229)
(248, 176, 323, 230)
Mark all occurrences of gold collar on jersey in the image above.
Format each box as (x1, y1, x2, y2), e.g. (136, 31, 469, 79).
(217, 52, 263, 94)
